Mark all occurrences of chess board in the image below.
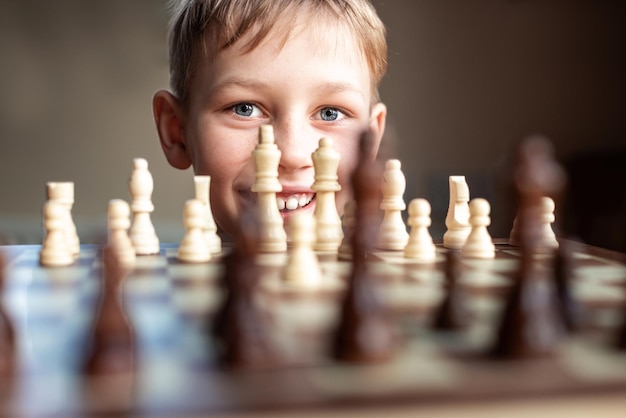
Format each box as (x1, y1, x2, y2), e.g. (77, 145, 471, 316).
(1, 240, 626, 417)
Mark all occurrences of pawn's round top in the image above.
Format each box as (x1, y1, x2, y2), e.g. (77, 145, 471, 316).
(133, 158, 148, 170)
(409, 198, 431, 217)
(469, 198, 490, 217)
(385, 159, 401, 171)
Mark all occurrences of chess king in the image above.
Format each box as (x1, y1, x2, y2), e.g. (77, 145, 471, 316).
(153, 0, 388, 240)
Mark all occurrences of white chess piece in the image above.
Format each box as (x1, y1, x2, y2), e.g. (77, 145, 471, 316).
(40, 200, 74, 267)
(338, 200, 356, 260)
(194, 175, 222, 254)
(129, 158, 160, 255)
(538, 196, 559, 250)
(312, 137, 343, 252)
(46, 182, 80, 257)
(251, 125, 287, 252)
(443, 176, 471, 249)
(461, 198, 495, 259)
(404, 198, 436, 261)
(376, 159, 409, 250)
(106, 199, 136, 266)
(283, 213, 322, 288)
(178, 199, 212, 263)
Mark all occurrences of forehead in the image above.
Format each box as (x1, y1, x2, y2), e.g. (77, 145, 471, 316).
(194, 16, 372, 97)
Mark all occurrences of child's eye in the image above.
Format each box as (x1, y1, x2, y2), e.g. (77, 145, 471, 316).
(318, 107, 345, 122)
(231, 103, 263, 117)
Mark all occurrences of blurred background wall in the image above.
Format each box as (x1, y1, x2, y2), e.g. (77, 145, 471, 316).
(0, 0, 624, 249)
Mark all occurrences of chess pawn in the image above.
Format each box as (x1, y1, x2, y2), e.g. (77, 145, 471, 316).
(105, 199, 136, 267)
(46, 182, 80, 257)
(129, 158, 160, 255)
(403, 198, 436, 261)
(311, 137, 343, 252)
(178, 199, 212, 263)
(40, 200, 74, 267)
(376, 159, 409, 250)
(283, 213, 322, 288)
(461, 198, 495, 259)
(443, 176, 471, 249)
(338, 200, 356, 260)
(194, 175, 222, 254)
(538, 196, 559, 250)
(251, 125, 287, 253)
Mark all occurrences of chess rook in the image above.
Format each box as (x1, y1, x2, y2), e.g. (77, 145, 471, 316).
(376, 159, 409, 250)
(461, 198, 495, 259)
(443, 176, 471, 249)
(105, 199, 136, 267)
(194, 175, 222, 254)
(404, 198, 436, 261)
(46, 181, 80, 257)
(129, 158, 160, 255)
(251, 125, 287, 253)
(311, 137, 343, 252)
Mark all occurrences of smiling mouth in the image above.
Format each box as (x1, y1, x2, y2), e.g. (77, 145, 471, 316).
(276, 193, 315, 212)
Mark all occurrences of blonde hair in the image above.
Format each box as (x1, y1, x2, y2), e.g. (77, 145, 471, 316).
(167, 0, 387, 105)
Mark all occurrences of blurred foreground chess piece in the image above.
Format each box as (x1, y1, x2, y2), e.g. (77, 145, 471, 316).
(85, 246, 135, 375)
(552, 239, 581, 333)
(491, 135, 566, 359)
(338, 200, 356, 261)
(212, 209, 276, 369)
(433, 250, 470, 331)
(333, 134, 396, 363)
(0, 252, 16, 377)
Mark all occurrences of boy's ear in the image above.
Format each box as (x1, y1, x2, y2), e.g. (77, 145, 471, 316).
(368, 102, 387, 157)
(153, 90, 192, 169)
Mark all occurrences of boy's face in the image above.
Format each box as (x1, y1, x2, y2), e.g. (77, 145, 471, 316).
(155, 20, 386, 238)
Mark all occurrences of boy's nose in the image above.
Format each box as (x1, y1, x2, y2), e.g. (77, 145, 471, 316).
(273, 122, 316, 175)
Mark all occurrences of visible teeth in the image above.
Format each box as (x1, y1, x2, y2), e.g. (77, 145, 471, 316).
(276, 194, 314, 211)
(286, 197, 299, 210)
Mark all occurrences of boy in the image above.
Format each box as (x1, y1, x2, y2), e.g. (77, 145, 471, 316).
(153, 0, 388, 240)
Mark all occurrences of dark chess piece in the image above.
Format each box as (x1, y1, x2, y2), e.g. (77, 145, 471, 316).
(433, 250, 470, 331)
(490, 136, 565, 360)
(84, 246, 135, 375)
(211, 210, 275, 370)
(332, 133, 396, 363)
(0, 252, 16, 377)
(614, 299, 626, 350)
(553, 239, 581, 333)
